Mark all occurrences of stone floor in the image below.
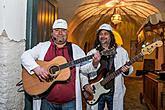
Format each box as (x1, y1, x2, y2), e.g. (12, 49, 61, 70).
(124, 77, 148, 110)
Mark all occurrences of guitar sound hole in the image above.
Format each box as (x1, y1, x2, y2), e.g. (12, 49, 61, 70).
(49, 66, 59, 74)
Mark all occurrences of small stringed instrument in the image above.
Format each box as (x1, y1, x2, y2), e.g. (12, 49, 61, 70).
(83, 40, 163, 105)
(22, 47, 116, 96)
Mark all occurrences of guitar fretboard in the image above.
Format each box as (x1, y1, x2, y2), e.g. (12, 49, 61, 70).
(100, 52, 143, 86)
(51, 47, 116, 73)
(59, 54, 94, 70)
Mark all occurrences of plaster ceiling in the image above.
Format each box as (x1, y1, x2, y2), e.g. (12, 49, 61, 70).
(57, 0, 165, 49)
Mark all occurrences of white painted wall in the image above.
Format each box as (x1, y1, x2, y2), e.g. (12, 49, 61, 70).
(0, 0, 27, 109)
(0, 0, 27, 41)
(0, 0, 5, 33)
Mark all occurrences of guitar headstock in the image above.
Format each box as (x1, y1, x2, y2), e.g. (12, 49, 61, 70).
(100, 46, 116, 56)
(141, 40, 163, 55)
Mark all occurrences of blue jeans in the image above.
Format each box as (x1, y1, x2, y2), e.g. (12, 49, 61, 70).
(98, 94, 113, 110)
(41, 99, 76, 110)
(24, 92, 33, 110)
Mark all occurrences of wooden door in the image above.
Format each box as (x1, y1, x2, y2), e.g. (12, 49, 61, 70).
(26, 0, 57, 49)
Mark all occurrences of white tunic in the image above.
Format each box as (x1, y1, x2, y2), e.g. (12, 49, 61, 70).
(84, 46, 133, 110)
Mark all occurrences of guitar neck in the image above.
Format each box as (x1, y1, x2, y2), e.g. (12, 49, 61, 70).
(59, 54, 94, 70)
(57, 49, 109, 70)
(51, 47, 116, 73)
(100, 52, 143, 86)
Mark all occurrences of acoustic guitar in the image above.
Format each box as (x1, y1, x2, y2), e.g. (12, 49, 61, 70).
(22, 47, 116, 96)
(83, 40, 163, 105)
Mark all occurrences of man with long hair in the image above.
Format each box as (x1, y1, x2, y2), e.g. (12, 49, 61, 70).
(83, 23, 133, 110)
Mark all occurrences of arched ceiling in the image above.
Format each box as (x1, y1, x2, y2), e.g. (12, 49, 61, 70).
(67, 0, 160, 49)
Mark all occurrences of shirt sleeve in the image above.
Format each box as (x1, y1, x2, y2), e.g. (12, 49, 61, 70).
(21, 43, 43, 74)
(80, 48, 100, 74)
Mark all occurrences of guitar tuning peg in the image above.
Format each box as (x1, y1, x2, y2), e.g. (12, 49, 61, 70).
(142, 44, 146, 48)
(142, 42, 150, 48)
(146, 42, 150, 46)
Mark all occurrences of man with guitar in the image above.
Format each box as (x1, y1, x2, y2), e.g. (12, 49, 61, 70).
(21, 19, 101, 110)
(82, 23, 133, 110)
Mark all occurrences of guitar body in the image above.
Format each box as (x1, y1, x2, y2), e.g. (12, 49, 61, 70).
(89, 68, 107, 84)
(83, 69, 110, 105)
(22, 56, 70, 96)
(86, 79, 109, 105)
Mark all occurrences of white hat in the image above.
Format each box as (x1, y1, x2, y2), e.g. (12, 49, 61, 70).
(52, 19, 68, 29)
(98, 23, 112, 31)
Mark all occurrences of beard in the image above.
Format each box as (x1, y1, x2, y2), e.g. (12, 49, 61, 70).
(53, 35, 67, 45)
(100, 38, 110, 45)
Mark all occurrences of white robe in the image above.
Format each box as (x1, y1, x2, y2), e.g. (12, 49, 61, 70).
(84, 46, 133, 110)
(21, 41, 100, 110)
